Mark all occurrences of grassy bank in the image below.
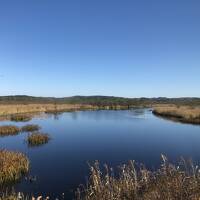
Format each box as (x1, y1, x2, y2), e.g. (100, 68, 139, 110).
(153, 106, 200, 124)
(0, 104, 93, 116)
(0, 150, 29, 186)
(0, 104, 134, 117)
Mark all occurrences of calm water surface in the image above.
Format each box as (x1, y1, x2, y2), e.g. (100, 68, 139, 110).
(0, 109, 200, 199)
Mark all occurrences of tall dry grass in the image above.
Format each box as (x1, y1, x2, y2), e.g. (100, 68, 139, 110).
(21, 124, 40, 132)
(76, 156, 200, 200)
(0, 126, 20, 137)
(0, 104, 135, 118)
(27, 132, 50, 146)
(0, 150, 29, 186)
(1, 156, 200, 200)
(153, 105, 200, 124)
(0, 104, 94, 117)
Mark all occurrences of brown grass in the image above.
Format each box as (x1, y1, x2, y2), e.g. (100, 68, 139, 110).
(0, 104, 134, 118)
(0, 126, 20, 136)
(21, 124, 40, 132)
(0, 192, 47, 200)
(153, 105, 200, 124)
(0, 193, 26, 200)
(27, 132, 50, 146)
(1, 156, 200, 200)
(76, 156, 200, 200)
(0, 150, 29, 186)
(0, 104, 94, 117)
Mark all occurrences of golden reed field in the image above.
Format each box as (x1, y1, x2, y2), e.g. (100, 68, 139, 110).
(153, 105, 200, 124)
(0, 104, 94, 116)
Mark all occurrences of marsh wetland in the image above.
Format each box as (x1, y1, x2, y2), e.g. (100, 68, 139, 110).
(0, 109, 200, 199)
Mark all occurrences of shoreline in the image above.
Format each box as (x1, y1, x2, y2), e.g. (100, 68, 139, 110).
(0, 103, 141, 117)
(1, 103, 200, 125)
(153, 106, 200, 125)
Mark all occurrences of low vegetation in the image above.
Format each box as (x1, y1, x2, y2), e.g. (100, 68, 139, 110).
(0, 193, 26, 200)
(21, 124, 40, 132)
(0, 124, 41, 136)
(27, 132, 50, 146)
(153, 106, 200, 124)
(0, 150, 29, 186)
(0, 95, 200, 117)
(10, 114, 32, 122)
(0, 125, 20, 136)
(76, 156, 200, 200)
(1, 156, 200, 200)
(0, 104, 94, 117)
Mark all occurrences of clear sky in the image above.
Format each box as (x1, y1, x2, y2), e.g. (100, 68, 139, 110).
(0, 0, 200, 97)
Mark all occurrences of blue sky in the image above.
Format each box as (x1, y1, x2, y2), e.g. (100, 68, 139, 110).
(0, 0, 200, 97)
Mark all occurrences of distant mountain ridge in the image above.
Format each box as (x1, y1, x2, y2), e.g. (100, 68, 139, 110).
(0, 95, 200, 106)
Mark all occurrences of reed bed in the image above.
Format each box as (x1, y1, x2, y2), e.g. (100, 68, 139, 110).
(0, 150, 29, 186)
(0, 192, 49, 200)
(0, 126, 20, 136)
(10, 114, 32, 122)
(0, 104, 94, 117)
(153, 106, 200, 124)
(21, 124, 40, 132)
(0, 193, 26, 200)
(27, 132, 50, 146)
(76, 156, 200, 200)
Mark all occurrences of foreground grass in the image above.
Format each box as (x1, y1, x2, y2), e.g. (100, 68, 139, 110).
(0, 193, 26, 200)
(153, 106, 200, 124)
(27, 132, 50, 146)
(0, 150, 29, 186)
(76, 156, 200, 200)
(1, 156, 200, 200)
(0, 126, 20, 136)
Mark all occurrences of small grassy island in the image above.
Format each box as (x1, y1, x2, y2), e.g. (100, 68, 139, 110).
(0, 125, 20, 136)
(27, 132, 50, 146)
(10, 114, 32, 122)
(0, 150, 29, 186)
(21, 124, 40, 132)
(153, 106, 200, 124)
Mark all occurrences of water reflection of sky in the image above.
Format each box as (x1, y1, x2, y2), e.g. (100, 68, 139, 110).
(0, 109, 200, 199)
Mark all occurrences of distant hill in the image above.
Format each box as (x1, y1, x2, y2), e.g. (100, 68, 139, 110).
(0, 95, 200, 106)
